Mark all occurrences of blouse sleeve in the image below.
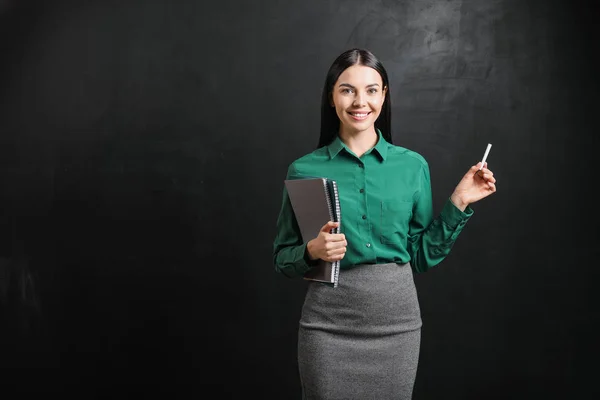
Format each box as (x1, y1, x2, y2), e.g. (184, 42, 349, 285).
(407, 161, 474, 273)
(272, 164, 314, 278)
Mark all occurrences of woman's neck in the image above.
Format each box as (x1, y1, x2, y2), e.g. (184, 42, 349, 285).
(339, 128, 379, 158)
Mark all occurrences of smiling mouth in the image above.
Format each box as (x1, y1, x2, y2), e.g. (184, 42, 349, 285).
(348, 111, 371, 120)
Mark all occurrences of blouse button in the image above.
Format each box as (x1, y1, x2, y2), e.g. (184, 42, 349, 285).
(359, 189, 364, 193)
(362, 215, 367, 220)
(366, 243, 371, 248)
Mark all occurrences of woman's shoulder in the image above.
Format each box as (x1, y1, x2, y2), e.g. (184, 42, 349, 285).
(287, 147, 328, 170)
(288, 147, 329, 175)
(387, 144, 429, 168)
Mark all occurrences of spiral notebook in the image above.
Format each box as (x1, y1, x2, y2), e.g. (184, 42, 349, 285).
(284, 177, 341, 287)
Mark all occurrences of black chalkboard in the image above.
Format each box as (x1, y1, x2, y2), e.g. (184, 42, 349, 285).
(0, 0, 597, 398)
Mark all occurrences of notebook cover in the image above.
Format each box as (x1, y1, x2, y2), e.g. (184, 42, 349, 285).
(284, 177, 340, 286)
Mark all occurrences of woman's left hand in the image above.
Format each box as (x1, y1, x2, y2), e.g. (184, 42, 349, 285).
(450, 162, 497, 211)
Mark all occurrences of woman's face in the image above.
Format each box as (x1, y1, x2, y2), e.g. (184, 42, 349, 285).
(331, 64, 386, 136)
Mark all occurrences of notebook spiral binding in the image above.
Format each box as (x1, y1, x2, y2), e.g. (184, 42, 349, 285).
(331, 180, 341, 288)
(321, 178, 341, 288)
(321, 178, 335, 226)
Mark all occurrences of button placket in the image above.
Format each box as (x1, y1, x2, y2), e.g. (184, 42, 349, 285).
(356, 158, 373, 253)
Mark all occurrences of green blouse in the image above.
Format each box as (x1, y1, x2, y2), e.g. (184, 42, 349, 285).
(273, 131, 473, 278)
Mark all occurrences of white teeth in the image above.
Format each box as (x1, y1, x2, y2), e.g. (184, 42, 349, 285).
(351, 113, 369, 117)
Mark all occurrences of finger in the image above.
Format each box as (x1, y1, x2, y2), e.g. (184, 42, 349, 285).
(327, 246, 347, 256)
(479, 167, 494, 176)
(325, 240, 347, 251)
(472, 163, 488, 177)
(326, 253, 346, 261)
(320, 221, 339, 233)
(478, 172, 496, 182)
(326, 234, 346, 242)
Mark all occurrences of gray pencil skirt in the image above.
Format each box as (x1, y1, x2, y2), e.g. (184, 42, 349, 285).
(298, 262, 422, 400)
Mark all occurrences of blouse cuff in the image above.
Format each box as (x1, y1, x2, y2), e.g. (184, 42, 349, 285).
(290, 243, 313, 275)
(440, 197, 474, 228)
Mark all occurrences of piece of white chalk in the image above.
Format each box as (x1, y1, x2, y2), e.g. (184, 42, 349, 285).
(479, 143, 492, 170)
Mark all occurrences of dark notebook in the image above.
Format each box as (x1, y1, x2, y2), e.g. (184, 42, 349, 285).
(284, 177, 341, 287)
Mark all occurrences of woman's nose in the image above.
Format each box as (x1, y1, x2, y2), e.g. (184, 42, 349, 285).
(353, 93, 366, 107)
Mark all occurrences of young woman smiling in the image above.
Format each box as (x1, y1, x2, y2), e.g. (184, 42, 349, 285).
(273, 48, 497, 400)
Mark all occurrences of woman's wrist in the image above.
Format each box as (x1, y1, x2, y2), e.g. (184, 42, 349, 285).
(306, 240, 317, 261)
(450, 192, 468, 212)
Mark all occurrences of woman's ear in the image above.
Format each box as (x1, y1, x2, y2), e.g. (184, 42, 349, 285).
(329, 93, 334, 107)
(382, 86, 388, 104)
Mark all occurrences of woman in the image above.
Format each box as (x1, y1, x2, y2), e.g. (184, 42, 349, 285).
(272, 48, 496, 400)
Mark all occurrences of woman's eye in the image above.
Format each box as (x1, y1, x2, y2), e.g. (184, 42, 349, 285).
(341, 88, 353, 94)
(368, 88, 378, 94)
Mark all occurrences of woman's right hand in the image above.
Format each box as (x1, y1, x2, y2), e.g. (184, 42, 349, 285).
(306, 221, 347, 262)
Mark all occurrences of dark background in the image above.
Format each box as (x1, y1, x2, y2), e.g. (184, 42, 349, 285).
(0, 0, 597, 398)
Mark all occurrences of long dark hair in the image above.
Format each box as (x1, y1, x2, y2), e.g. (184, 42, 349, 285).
(317, 48, 392, 148)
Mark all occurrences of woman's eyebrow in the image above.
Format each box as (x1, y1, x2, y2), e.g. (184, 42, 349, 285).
(338, 83, 381, 88)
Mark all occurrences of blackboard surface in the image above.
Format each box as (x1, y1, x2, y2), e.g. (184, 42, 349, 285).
(0, 0, 597, 398)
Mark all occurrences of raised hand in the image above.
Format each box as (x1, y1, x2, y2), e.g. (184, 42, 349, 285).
(450, 162, 497, 211)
